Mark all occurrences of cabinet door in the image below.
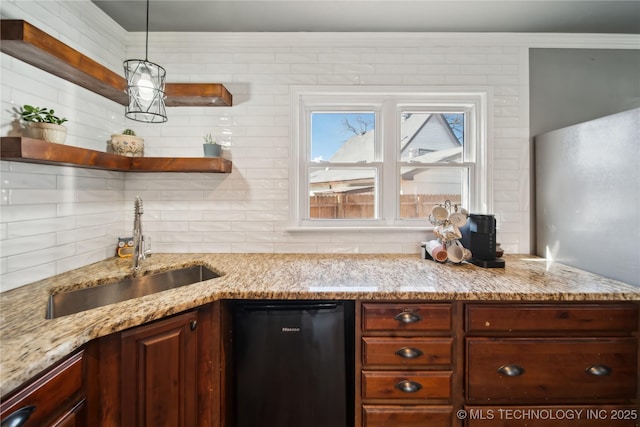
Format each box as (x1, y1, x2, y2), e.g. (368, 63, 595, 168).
(120, 311, 198, 427)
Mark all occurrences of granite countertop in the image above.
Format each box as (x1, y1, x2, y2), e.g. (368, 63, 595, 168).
(1, 253, 639, 396)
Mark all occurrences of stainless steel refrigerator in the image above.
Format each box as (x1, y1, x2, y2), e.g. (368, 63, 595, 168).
(535, 108, 639, 286)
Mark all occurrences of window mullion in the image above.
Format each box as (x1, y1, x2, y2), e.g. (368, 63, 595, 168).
(380, 100, 398, 225)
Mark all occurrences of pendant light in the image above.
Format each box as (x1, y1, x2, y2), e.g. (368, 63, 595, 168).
(124, 0, 167, 123)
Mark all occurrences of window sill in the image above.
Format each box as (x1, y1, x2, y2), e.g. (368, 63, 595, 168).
(285, 226, 434, 233)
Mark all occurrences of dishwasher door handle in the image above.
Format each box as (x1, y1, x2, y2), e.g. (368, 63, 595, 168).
(240, 303, 339, 311)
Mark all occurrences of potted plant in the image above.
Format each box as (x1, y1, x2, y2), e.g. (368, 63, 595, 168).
(19, 104, 68, 144)
(111, 129, 144, 157)
(203, 133, 221, 157)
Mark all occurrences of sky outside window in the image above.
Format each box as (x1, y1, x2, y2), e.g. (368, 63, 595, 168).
(310, 112, 375, 161)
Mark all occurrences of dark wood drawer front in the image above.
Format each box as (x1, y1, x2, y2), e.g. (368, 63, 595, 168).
(466, 338, 638, 402)
(362, 370, 452, 400)
(49, 399, 86, 427)
(0, 350, 84, 427)
(463, 406, 639, 427)
(363, 303, 452, 332)
(466, 304, 639, 333)
(363, 405, 452, 427)
(363, 337, 453, 367)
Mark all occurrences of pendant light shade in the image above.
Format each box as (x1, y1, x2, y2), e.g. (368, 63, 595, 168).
(124, 0, 167, 123)
(124, 59, 167, 123)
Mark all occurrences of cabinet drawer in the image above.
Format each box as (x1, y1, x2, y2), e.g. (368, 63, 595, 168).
(362, 303, 452, 332)
(362, 370, 451, 400)
(362, 337, 452, 367)
(363, 405, 452, 427)
(466, 338, 638, 402)
(466, 303, 639, 333)
(49, 399, 86, 427)
(0, 350, 84, 427)
(463, 406, 639, 427)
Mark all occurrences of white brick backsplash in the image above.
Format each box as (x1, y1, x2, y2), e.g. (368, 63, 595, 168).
(232, 242, 274, 253)
(2, 1, 634, 290)
(8, 243, 76, 271)
(2, 233, 57, 257)
(0, 263, 56, 293)
(7, 216, 75, 238)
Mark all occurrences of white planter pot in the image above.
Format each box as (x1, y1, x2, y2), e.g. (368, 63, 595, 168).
(28, 122, 67, 144)
(111, 134, 145, 157)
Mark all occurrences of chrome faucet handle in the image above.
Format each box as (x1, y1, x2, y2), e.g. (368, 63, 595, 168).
(143, 236, 152, 257)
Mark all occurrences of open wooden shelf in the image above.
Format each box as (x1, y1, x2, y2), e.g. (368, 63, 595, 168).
(0, 137, 232, 173)
(0, 20, 232, 107)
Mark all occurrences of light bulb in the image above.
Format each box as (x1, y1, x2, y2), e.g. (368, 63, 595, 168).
(137, 72, 155, 102)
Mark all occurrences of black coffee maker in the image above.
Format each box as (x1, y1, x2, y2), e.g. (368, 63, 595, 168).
(460, 214, 505, 268)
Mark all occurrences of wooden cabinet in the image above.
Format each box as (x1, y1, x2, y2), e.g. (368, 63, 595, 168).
(358, 302, 455, 427)
(120, 311, 198, 427)
(4, 300, 638, 427)
(463, 303, 639, 427)
(0, 350, 86, 427)
(95, 304, 219, 427)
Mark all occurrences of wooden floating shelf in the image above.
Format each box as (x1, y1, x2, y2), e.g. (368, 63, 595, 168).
(0, 20, 232, 107)
(0, 137, 232, 173)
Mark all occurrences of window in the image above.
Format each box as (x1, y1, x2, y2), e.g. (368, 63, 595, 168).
(290, 87, 491, 229)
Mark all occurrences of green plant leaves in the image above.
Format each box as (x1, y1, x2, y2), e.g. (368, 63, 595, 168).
(19, 104, 68, 125)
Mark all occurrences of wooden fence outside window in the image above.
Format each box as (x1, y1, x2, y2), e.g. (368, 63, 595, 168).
(310, 194, 461, 219)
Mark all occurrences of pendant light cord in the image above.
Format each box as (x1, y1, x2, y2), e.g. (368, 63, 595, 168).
(145, 0, 150, 61)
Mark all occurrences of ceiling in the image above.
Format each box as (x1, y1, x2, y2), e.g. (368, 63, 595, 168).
(92, 1, 640, 34)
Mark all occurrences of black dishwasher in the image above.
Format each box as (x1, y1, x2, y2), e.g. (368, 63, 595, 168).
(232, 300, 354, 427)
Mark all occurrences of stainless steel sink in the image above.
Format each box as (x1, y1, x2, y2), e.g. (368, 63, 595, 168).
(46, 265, 219, 319)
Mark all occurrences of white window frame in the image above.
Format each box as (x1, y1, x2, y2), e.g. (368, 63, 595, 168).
(289, 85, 492, 231)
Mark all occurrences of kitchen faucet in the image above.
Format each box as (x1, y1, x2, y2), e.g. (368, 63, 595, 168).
(132, 196, 146, 270)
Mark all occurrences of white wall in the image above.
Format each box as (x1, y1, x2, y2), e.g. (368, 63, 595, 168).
(1, 0, 637, 291)
(1, 1, 129, 291)
(124, 33, 531, 255)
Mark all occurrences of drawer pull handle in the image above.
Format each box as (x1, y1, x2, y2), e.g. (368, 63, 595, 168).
(497, 364, 524, 377)
(395, 380, 423, 393)
(393, 311, 422, 324)
(586, 365, 611, 376)
(395, 347, 423, 359)
(1, 405, 36, 427)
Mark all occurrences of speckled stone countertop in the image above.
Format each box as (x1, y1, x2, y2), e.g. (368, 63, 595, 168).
(1, 253, 639, 396)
